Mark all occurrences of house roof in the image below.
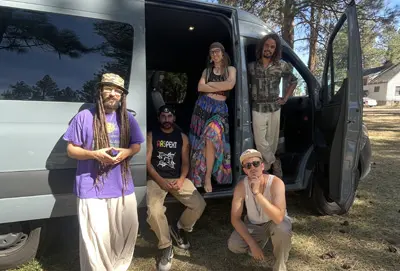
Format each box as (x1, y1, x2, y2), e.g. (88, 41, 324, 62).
(363, 66, 387, 76)
(367, 63, 400, 84)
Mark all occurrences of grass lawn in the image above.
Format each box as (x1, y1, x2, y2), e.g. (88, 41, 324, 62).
(11, 107, 400, 271)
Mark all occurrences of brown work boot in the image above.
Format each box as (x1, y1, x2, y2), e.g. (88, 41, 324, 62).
(272, 158, 283, 179)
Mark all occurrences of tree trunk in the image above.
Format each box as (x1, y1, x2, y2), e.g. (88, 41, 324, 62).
(308, 4, 322, 73)
(282, 0, 294, 48)
(308, 5, 317, 72)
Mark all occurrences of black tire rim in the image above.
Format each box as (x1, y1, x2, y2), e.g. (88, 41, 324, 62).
(0, 224, 29, 256)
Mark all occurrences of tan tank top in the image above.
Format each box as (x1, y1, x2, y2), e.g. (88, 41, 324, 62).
(244, 174, 288, 224)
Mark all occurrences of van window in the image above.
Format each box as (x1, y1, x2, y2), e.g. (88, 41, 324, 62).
(160, 72, 187, 104)
(281, 67, 308, 97)
(331, 20, 348, 96)
(147, 70, 188, 104)
(0, 7, 134, 103)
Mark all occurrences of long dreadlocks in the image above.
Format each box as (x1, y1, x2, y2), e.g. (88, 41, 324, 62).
(93, 88, 131, 195)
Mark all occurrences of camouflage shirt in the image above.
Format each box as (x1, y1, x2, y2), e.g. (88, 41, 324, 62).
(248, 60, 298, 113)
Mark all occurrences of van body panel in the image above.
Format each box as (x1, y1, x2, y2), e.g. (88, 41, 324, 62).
(0, 0, 369, 223)
(0, 0, 147, 223)
(0, 186, 147, 224)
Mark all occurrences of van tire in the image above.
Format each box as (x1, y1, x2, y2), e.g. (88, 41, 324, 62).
(0, 222, 42, 270)
(312, 170, 359, 216)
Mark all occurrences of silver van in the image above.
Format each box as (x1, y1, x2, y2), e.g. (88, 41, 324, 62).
(0, 0, 371, 269)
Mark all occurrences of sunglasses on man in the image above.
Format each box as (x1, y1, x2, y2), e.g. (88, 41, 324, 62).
(242, 160, 262, 170)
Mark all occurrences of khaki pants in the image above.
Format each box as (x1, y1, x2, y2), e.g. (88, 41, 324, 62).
(228, 216, 292, 271)
(146, 178, 206, 249)
(252, 109, 281, 169)
(78, 193, 138, 271)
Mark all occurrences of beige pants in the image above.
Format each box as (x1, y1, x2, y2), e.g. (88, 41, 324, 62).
(228, 216, 292, 271)
(78, 193, 138, 271)
(146, 178, 206, 249)
(252, 109, 281, 169)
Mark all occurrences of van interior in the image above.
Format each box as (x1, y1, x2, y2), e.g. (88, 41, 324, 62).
(145, 2, 315, 192)
(145, 3, 238, 193)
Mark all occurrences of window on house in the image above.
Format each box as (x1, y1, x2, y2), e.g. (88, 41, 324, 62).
(395, 86, 400, 96)
(374, 86, 380, 92)
(0, 6, 134, 103)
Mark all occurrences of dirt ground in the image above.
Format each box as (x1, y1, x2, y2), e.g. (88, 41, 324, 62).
(12, 107, 400, 271)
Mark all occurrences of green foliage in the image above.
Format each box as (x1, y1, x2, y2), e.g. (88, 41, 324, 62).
(160, 72, 188, 103)
(382, 26, 400, 64)
(215, 0, 400, 72)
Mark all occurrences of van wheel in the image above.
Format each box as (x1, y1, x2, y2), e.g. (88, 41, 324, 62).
(312, 171, 359, 216)
(0, 222, 43, 270)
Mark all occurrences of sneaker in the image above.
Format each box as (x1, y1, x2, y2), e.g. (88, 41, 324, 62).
(158, 245, 174, 271)
(169, 223, 190, 249)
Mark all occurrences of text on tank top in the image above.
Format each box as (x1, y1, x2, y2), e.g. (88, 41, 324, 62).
(151, 126, 183, 179)
(244, 174, 288, 224)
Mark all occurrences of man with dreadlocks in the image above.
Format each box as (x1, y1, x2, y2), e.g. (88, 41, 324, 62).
(248, 33, 298, 178)
(63, 73, 145, 271)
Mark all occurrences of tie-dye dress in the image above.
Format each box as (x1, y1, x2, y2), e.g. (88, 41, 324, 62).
(188, 68, 232, 187)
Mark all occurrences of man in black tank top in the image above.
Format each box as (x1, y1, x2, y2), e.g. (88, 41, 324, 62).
(146, 105, 206, 271)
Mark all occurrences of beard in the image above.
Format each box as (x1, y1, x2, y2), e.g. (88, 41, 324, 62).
(103, 98, 120, 111)
(161, 122, 173, 129)
(263, 51, 273, 59)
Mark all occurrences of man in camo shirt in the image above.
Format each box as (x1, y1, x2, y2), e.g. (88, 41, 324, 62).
(248, 33, 298, 178)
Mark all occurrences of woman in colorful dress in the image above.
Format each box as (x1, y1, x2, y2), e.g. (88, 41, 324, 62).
(188, 42, 237, 193)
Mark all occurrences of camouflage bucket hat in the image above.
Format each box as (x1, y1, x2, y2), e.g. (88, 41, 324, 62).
(96, 73, 128, 94)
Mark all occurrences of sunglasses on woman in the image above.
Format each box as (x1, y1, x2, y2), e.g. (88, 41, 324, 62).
(243, 160, 261, 170)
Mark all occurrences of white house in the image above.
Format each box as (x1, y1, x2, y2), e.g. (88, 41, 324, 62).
(363, 62, 400, 105)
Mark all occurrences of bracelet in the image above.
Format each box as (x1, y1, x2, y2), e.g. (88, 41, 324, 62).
(252, 191, 260, 196)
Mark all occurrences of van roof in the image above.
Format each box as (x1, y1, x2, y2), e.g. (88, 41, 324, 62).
(182, 0, 274, 29)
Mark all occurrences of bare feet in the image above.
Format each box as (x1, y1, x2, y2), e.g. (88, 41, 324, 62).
(204, 178, 212, 193)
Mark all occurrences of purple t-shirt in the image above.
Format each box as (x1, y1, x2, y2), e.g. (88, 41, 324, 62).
(63, 108, 145, 199)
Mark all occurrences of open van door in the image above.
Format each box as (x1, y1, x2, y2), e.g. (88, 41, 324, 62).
(320, 1, 363, 211)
